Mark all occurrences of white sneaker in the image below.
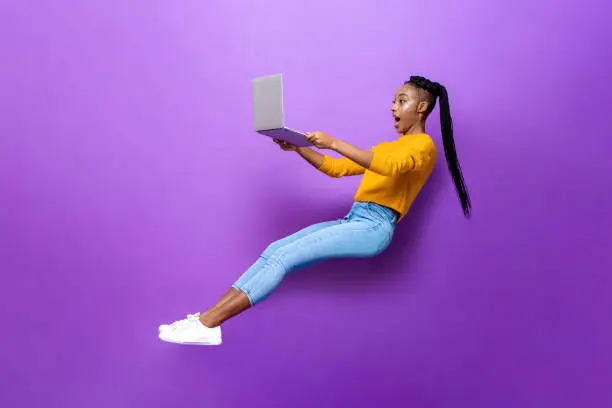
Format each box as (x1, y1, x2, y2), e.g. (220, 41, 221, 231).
(158, 313, 222, 345)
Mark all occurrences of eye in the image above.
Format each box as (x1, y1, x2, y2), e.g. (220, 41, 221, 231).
(399, 99, 408, 105)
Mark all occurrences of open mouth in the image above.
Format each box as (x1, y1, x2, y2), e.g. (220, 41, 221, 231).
(393, 116, 400, 123)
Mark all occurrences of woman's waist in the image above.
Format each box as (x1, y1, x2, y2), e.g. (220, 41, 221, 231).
(349, 201, 399, 224)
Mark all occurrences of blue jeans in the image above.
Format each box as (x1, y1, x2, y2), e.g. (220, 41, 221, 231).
(232, 201, 398, 305)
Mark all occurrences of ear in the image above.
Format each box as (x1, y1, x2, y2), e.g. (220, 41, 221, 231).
(416, 101, 430, 114)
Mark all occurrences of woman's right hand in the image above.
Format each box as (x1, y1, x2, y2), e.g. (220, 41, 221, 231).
(274, 138, 324, 168)
(273, 138, 299, 151)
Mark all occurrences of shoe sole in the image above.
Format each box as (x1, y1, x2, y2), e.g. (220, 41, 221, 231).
(158, 335, 222, 346)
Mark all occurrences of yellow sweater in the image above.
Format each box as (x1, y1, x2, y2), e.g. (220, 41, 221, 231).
(317, 133, 437, 222)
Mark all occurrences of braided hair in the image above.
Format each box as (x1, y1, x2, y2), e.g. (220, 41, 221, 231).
(407, 76, 471, 217)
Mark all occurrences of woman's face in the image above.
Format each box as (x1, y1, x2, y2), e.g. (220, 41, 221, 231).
(390, 83, 428, 134)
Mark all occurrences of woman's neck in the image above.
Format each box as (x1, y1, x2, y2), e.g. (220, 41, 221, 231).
(403, 121, 426, 135)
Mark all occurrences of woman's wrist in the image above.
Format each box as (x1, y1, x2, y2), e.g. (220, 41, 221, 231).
(330, 138, 340, 151)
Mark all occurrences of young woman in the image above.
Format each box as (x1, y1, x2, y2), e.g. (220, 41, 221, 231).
(158, 75, 471, 345)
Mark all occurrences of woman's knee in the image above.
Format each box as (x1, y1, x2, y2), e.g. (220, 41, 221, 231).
(261, 240, 283, 259)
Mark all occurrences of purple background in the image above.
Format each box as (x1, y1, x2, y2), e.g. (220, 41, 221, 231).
(1, 1, 611, 407)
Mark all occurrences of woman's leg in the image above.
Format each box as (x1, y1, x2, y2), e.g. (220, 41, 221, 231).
(159, 219, 346, 343)
(158, 203, 397, 345)
(198, 219, 342, 324)
(201, 288, 239, 313)
(199, 216, 394, 327)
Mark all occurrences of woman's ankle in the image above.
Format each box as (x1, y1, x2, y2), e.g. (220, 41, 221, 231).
(199, 312, 220, 328)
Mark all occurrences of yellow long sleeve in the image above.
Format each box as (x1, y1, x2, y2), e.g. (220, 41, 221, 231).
(318, 156, 366, 177)
(368, 136, 435, 176)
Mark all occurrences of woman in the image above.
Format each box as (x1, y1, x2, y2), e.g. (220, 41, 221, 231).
(158, 75, 471, 345)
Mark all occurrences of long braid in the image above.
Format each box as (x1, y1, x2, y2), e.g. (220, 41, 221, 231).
(407, 76, 472, 217)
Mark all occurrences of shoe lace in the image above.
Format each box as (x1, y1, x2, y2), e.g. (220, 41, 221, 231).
(170, 312, 200, 329)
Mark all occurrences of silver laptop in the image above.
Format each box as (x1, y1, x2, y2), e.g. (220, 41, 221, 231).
(252, 73, 310, 147)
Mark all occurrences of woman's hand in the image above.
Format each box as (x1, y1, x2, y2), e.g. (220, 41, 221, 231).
(273, 138, 298, 151)
(306, 131, 337, 150)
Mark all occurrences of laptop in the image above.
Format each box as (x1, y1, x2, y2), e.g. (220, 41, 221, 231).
(252, 73, 311, 147)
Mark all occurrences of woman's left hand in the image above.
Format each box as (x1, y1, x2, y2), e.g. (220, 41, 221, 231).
(306, 131, 337, 150)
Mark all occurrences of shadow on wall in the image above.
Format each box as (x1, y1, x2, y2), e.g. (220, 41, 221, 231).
(268, 166, 446, 298)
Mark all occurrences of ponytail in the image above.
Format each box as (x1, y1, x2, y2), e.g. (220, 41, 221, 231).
(407, 76, 471, 218)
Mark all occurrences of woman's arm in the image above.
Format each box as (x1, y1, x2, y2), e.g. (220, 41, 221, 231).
(297, 146, 366, 177)
(296, 147, 325, 169)
(330, 139, 374, 169)
(306, 131, 434, 176)
(273, 138, 364, 177)
(306, 132, 373, 168)
(274, 138, 324, 168)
